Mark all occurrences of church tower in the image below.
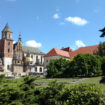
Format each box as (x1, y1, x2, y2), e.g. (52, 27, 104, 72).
(0, 23, 13, 72)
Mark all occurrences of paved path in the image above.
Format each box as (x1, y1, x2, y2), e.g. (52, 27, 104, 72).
(35, 78, 87, 86)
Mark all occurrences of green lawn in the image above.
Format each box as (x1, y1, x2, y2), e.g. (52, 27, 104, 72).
(77, 77, 105, 91)
(2, 76, 105, 91)
(35, 76, 105, 91)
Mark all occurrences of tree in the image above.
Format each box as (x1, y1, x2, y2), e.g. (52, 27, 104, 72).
(96, 42, 105, 56)
(46, 58, 70, 78)
(69, 54, 102, 77)
(99, 27, 105, 37)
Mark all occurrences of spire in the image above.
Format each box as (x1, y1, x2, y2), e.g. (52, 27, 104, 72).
(18, 32, 23, 46)
(2, 23, 12, 32)
(18, 32, 22, 42)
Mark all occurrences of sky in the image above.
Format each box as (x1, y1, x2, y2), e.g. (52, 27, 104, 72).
(0, 0, 105, 53)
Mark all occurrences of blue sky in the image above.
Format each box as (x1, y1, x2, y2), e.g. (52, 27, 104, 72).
(0, 0, 105, 53)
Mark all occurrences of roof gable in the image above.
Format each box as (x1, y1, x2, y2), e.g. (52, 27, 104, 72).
(45, 48, 70, 58)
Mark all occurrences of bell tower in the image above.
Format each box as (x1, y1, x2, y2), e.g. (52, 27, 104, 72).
(0, 23, 13, 72)
(2, 23, 12, 40)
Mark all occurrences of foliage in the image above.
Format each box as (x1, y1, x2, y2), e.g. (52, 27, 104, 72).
(96, 42, 105, 56)
(46, 54, 102, 78)
(0, 74, 5, 83)
(61, 84, 104, 105)
(100, 77, 105, 84)
(0, 77, 104, 105)
(69, 54, 102, 77)
(46, 58, 70, 78)
(101, 57, 105, 76)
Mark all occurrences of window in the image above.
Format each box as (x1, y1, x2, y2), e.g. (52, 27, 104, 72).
(36, 56, 38, 60)
(8, 42, 10, 45)
(31, 55, 33, 59)
(40, 68, 42, 72)
(7, 65, 9, 69)
(41, 56, 43, 64)
(9, 34, 10, 39)
(8, 49, 10, 53)
(35, 67, 37, 72)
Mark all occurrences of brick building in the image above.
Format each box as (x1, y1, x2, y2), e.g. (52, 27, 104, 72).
(0, 23, 45, 76)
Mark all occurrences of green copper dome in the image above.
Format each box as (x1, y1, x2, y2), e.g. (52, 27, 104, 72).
(2, 23, 12, 32)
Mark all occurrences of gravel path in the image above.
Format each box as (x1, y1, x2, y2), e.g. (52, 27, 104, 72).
(35, 78, 87, 86)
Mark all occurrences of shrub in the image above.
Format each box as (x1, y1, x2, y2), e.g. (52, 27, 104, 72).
(61, 84, 104, 105)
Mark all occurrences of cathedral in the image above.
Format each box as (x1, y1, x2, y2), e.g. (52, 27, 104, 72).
(0, 23, 45, 76)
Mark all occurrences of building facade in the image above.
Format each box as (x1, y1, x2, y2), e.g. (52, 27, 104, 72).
(0, 23, 45, 76)
(44, 46, 98, 68)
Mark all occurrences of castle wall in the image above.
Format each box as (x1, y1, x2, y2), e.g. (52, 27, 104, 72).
(13, 65, 23, 73)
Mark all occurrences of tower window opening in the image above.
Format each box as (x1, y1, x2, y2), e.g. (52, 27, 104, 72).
(8, 49, 10, 53)
(8, 42, 10, 45)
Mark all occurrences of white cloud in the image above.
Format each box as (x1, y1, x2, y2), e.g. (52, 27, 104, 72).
(7, 0, 16, 2)
(26, 40, 42, 48)
(65, 16, 88, 26)
(13, 41, 16, 44)
(53, 13, 60, 19)
(75, 40, 86, 47)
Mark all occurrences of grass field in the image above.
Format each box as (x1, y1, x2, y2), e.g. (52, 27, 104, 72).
(77, 77, 105, 91)
(2, 76, 105, 91)
(35, 76, 105, 91)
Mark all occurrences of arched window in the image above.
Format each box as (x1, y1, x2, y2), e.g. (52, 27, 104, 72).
(7, 65, 9, 69)
(40, 68, 42, 72)
(8, 49, 10, 53)
(35, 67, 37, 72)
(9, 34, 10, 39)
(8, 42, 10, 45)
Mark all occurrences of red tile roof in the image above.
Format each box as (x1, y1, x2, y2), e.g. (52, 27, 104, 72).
(45, 45, 98, 58)
(44, 48, 70, 58)
(70, 45, 98, 58)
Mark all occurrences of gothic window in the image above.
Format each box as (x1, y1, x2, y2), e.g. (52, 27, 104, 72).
(8, 49, 10, 53)
(36, 56, 38, 63)
(40, 68, 42, 72)
(9, 34, 10, 39)
(5, 33, 6, 38)
(7, 65, 9, 69)
(8, 42, 10, 45)
(41, 56, 43, 64)
(35, 67, 37, 72)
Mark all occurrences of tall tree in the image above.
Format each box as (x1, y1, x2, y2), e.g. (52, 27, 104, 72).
(99, 27, 105, 37)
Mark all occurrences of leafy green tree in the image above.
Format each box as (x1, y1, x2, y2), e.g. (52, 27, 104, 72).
(69, 54, 102, 77)
(46, 58, 70, 78)
(96, 42, 105, 56)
